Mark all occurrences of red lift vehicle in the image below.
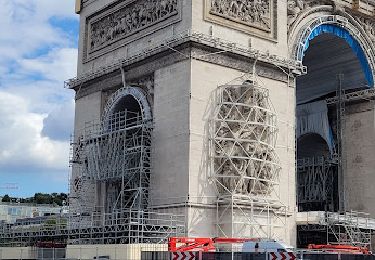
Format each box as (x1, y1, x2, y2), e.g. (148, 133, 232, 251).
(168, 237, 290, 252)
(168, 237, 261, 252)
(308, 244, 371, 255)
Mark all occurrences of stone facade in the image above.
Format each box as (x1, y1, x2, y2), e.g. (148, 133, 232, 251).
(70, 0, 375, 245)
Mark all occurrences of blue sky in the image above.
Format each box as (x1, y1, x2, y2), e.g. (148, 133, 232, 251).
(0, 0, 79, 197)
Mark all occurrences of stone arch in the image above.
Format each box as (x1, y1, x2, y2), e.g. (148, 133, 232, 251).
(289, 10, 375, 87)
(102, 86, 152, 129)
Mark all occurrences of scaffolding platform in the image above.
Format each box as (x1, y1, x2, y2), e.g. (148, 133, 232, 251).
(297, 211, 375, 249)
(0, 209, 185, 247)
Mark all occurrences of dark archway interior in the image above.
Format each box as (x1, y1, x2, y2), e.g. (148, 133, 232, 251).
(296, 33, 367, 214)
(107, 95, 142, 132)
(297, 34, 367, 104)
(113, 95, 142, 117)
(297, 133, 330, 159)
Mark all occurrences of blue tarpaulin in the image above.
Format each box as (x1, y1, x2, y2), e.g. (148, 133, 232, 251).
(302, 24, 374, 87)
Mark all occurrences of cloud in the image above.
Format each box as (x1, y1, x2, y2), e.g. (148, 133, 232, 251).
(0, 0, 77, 74)
(0, 0, 78, 187)
(42, 100, 75, 141)
(19, 48, 78, 82)
(0, 91, 69, 171)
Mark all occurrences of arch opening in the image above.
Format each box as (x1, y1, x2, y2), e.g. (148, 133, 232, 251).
(301, 24, 373, 87)
(295, 25, 372, 213)
(107, 94, 143, 132)
(113, 95, 142, 116)
(103, 86, 152, 132)
(297, 32, 369, 104)
(89, 87, 153, 213)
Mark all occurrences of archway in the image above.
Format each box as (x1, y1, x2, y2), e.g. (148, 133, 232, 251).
(295, 20, 373, 213)
(297, 24, 372, 104)
(292, 15, 375, 88)
(102, 86, 152, 131)
(91, 86, 153, 213)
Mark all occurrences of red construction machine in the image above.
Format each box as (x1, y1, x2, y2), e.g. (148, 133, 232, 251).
(308, 244, 371, 255)
(168, 237, 293, 253)
(168, 237, 256, 252)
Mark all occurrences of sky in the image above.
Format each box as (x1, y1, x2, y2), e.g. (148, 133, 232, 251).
(0, 0, 79, 197)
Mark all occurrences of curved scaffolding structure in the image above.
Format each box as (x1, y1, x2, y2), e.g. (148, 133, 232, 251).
(210, 81, 286, 239)
(212, 83, 280, 197)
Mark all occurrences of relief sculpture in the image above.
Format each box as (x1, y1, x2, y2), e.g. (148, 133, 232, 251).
(212, 83, 280, 196)
(209, 0, 272, 31)
(89, 0, 179, 52)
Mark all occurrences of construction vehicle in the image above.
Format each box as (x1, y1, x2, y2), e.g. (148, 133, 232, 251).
(242, 240, 294, 253)
(307, 244, 371, 255)
(168, 237, 294, 253)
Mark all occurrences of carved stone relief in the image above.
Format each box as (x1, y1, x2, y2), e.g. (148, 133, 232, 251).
(205, 0, 277, 41)
(212, 84, 280, 196)
(84, 0, 181, 62)
(210, 0, 271, 31)
(355, 16, 375, 42)
(287, 0, 304, 21)
(287, 0, 375, 43)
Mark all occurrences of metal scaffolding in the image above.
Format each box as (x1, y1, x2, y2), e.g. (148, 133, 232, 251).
(81, 111, 152, 211)
(64, 87, 185, 245)
(326, 211, 372, 248)
(210, 80, 286, 239)
(0, 209, 185, 247)
(297, 156, 338, 212)
(296, 211, 374, 249)
(296, 86, 375, 249)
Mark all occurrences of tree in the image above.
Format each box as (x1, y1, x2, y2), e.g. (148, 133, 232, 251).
(1, 194, 10, 202)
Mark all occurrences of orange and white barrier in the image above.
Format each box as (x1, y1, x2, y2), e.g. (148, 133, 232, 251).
(172, 251, 197, 260)
(269, 252, 297, 260)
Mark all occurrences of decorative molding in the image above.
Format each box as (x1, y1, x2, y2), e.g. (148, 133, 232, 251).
(287, 0, 334, 30)
(75, 44, 291, 100)
(354, 15, 375, 42)
(84, 0, 181, 62)
(205, 0, 277, 41)
(102, 86, 153, 128)
(287, 4, 375, 85)
(191, 47, 289, 82)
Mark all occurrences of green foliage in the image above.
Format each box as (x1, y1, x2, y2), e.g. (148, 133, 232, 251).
(1, 194, 10, 202)
(0, 193, 68, 206)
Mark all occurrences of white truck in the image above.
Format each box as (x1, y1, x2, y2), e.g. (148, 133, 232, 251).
(242, 239, 294, 253)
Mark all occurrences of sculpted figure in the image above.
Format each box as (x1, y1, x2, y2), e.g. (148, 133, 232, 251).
(89, 0, 180, 51)
(125, 13, 132, 32)
(229, 1, 239, 17)
(210, 0, 271, 30)
(287, 0, 303, 17)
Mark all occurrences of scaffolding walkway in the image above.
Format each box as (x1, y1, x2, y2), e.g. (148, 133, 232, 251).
(0, 209, 185, 247)
(296, 211, 375, 249)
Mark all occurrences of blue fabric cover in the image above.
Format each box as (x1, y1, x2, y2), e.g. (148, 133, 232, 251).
(302, 24, 374, 87)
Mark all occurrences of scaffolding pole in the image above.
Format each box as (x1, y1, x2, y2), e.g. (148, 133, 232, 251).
(210, 80, 287, 240)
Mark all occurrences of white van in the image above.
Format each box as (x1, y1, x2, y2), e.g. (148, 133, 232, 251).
(242, 240, 294, 253)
